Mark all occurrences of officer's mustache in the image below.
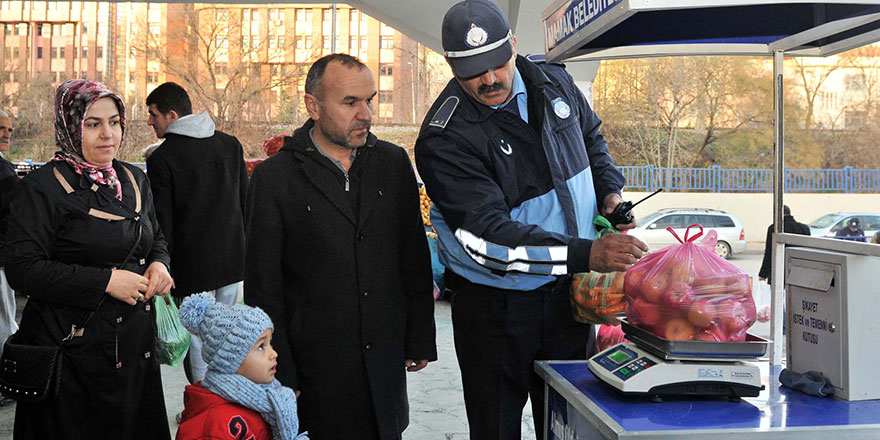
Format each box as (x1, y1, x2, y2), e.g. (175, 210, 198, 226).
(478, 82, 505, 95)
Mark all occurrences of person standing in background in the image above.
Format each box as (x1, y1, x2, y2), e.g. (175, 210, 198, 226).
(145, 82, 248, 384)
(0, 109, 19, 406)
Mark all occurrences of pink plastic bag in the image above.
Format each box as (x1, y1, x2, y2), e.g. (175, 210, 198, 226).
(623, 225, 756, 342)
(597, 324, 628, 352)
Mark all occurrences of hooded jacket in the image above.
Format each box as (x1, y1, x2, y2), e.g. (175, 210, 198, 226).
(176, 383, 271, 440)
(146, 112, 248, 296)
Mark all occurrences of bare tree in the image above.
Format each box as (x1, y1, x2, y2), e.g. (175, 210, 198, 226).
(131, 5, 313, 137)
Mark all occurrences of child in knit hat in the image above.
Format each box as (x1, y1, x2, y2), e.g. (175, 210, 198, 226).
(176, 292, 308, 440)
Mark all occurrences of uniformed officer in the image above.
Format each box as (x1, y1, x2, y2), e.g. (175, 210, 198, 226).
(414, 1, 649, 439)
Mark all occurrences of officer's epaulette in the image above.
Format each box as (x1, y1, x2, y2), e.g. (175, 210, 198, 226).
(428, 96, 459, 130)
(526, 53, 566, 68)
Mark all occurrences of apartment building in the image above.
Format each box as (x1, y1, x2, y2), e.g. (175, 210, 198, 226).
(1, 1, 450, 124)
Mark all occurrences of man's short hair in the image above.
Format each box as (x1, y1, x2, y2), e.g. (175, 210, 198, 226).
(305, 54, 368, 99)
(146, 82, 193, 116)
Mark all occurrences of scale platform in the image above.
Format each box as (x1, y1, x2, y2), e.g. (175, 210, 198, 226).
(587, 319, 769, 400)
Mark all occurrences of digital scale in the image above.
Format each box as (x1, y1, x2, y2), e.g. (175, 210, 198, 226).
(588, 319, 768, 400)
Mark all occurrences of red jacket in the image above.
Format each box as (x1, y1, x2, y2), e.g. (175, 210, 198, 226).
(176, 383, 271, 440)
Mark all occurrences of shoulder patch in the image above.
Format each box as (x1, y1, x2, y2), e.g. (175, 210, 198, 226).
(428, 96, 459, 130)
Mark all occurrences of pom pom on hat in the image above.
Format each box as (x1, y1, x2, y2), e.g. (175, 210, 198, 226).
(178, 292, 274, 374)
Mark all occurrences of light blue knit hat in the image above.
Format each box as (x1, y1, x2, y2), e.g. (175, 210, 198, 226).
(179, 292, 274, 374)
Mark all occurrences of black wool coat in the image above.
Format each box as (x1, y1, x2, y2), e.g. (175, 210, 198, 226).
(3, 160, 171, 440)
(244, 120, 437, 440)
(147, 130, 248, 296)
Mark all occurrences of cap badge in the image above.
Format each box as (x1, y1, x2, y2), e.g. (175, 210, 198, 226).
(553, 98, 571, 119)
(466, 24, 489, 47)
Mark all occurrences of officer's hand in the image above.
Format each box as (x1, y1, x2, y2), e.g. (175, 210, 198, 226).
(602, 193, 636, 231)
(589, 234, 649, 273)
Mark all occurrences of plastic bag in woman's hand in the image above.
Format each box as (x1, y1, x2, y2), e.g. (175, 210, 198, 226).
(623, 225, 756, 342)
(155, 295, 191, 366)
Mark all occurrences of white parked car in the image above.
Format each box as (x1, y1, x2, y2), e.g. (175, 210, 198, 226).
(808, 212, 880, 240)
(626, 208, 747, 259)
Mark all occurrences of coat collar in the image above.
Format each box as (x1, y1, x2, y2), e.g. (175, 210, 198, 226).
(284, 119, 381, 229)
(52, 160, 141, 217)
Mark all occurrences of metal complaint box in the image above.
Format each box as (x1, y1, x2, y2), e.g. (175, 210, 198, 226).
(786, 247, 880, 401)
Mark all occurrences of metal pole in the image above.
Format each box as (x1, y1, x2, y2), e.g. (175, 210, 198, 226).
(770, 50, 785, 366)
(331, 3, 336, 53)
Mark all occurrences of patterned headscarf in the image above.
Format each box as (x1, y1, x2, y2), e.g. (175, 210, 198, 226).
(51, 79, 127, 200)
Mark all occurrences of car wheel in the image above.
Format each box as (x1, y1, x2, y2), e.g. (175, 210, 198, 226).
(715, 241, 732, 259)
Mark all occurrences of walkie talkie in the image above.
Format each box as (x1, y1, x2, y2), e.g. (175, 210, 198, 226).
(604, 188, 664, 230)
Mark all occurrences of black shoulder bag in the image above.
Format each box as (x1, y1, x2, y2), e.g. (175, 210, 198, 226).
(0, 218, 144, 403)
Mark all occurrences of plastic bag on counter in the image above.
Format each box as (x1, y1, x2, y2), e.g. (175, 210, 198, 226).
(570, 216, 626, 325)
(623, 224, 756, 342)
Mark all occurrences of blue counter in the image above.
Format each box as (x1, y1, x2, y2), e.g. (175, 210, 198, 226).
(535, 360, 880, 439)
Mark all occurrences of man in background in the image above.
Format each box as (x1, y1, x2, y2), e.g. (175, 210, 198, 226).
(145, 83, 248, 384)
(758, 205, 810, 282)
(836, 217, 866, 242)
(0, 109, 17, 407)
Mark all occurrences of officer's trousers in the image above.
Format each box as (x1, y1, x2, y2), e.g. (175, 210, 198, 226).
(451, 274, 595, 440)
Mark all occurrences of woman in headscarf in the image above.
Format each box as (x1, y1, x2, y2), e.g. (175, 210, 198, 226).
(2, 79, 173, 439)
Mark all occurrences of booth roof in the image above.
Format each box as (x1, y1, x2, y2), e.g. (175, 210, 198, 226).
(543, 1, 880, 62)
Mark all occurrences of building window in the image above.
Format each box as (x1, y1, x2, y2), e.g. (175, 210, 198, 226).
(82, 23, 88, 34)
(216, 63, 228, 75)
(82, 47, 87, 58)
(278, 36, 285, 48)
(216, 9, 229, 22)
(845, 74, 866, 91)
(37, 24, 44, 36)
(380, 65, 393, 76)
(129, 73, 135, 83)
(147, 72, 159, 83)
(149, 24, 160, 35)
(60, 47, 65, 58)
(52, 24, 60, 35)
(252, 36, 259, 49)
(323, 35, 331, 50)
(96, 47, 102, 58)
(380, 36, 393, 49)
(51, 48, 57, 59)
(37, 47, 43, 59)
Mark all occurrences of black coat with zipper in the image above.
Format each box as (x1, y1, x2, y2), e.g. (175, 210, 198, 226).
(244, 119, 437, 439)
(2, 160, 171, 440)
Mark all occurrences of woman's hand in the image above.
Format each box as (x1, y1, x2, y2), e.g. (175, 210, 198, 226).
(143, 262, 173, 299)
(106, 269, 149, 305)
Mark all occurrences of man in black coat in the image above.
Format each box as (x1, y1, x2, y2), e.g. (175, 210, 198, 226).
(758, 205, 811, 281)
(145, 83, 248, 384)
(245, 54, 437, 439)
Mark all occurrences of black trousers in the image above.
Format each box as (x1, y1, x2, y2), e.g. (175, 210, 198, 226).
(450, 274, 595, 440)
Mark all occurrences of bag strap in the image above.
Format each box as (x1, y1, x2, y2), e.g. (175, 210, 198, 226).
(665, 224, 704, 244)
(62, 219, 144, 344)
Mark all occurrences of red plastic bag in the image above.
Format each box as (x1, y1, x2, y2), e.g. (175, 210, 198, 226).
(597, 324, 628, 352)
(624, 225, 756, 342)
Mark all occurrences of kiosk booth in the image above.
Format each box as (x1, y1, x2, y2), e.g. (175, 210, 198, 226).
(535, 1, 880, 438)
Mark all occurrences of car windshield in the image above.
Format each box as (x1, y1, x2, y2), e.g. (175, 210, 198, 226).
(809, 214, 841, 228)
(637, 211, 666, 227)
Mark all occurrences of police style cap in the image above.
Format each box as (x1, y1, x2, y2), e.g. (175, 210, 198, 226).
(442, 0, 514, 78)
